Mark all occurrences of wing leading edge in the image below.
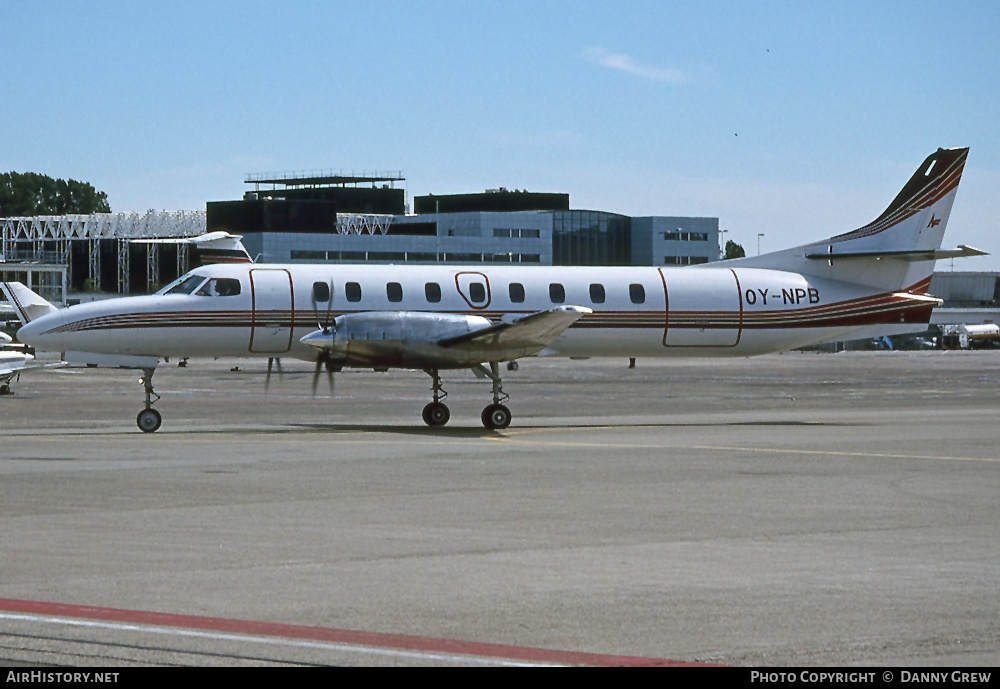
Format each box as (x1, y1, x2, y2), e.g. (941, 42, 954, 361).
(438, 305, 592, 360)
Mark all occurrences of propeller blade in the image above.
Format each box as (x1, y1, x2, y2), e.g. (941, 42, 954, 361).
(266, 357, 274, 393)
(311, 285, 321, 330)
(310, 350, 338, 398)
(312, 358, 323, 397)
(312, 279, 336, 331)
(308, 281, 337, 397)
(325, 279, 334, 328)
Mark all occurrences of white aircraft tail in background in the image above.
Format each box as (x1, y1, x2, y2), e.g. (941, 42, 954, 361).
(1, 283, 59, 324)
(2, 147, 982, 431)
(131, 231, 253, 264)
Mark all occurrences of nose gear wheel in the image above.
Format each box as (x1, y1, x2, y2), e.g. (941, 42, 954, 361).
(136, 367, 162, 433)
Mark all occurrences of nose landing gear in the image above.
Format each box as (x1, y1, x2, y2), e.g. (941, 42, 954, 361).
(136, 367, 162, 433)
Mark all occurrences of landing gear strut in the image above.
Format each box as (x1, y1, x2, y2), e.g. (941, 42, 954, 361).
(136, 367, 162, 433)
(477, 361, 512, 430)
(421, 368, 450, 426)
(420, 363, 513, 429)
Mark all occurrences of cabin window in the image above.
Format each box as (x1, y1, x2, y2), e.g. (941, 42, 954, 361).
(312, 282, 330, 302)
(629, 283, 645, 304)
(509, 282, 525, 303)
(345, 282, 362, 302)
(425, 282, 442, 303)
(589, 283, 605, 304)
(468, 282, 487, 304)
(387, 282, 403, 302)
(549, 283, 565, 304)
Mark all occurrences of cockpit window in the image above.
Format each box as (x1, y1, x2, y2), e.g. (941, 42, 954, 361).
(195, 278, 241, 297)
(163, 274, 208, 295)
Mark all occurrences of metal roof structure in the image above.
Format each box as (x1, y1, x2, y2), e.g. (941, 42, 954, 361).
(1, 211, 206, 295)
(245, 169, 404, 189)
(1, 211, 206, 248)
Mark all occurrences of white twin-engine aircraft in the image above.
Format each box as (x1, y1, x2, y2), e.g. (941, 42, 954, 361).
(1, 147, 982, 432)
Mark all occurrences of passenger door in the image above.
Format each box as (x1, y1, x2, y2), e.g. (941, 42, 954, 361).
(249, 269, 294, 353)
(660, 268, 742, 347)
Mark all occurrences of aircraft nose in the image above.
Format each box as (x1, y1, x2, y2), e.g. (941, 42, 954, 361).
(16, 319, 42, 345)
(16, 317, 57, 350)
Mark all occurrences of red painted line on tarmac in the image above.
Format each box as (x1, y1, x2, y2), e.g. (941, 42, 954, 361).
(0, 597, 708, 666)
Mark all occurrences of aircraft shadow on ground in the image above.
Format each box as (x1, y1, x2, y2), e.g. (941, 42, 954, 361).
(2, 419, 865, 440)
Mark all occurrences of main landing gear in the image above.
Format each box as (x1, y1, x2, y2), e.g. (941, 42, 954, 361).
(421, 363, 512, 430)
(422, 369, 451, 427)
(136, 367, 162, 433)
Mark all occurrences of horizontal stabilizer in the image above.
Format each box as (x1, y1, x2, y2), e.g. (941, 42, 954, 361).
(806, 245, 988, 262)
(438, 305, 591, 356)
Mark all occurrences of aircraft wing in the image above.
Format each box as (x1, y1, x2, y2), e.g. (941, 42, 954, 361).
(0, 361, 22, 381)
(0, 353, 64, 388)
(438, 305, 591, 360)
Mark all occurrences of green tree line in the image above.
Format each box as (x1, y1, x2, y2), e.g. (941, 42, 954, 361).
(723, 239, 746, 259)
(0, 171, 110, 216)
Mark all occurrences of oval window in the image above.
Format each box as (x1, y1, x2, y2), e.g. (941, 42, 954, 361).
(469, 282, 486, 303)
(509, 283, 525, 303)
(629, 283, 645, 304)
(549, 283, 565, 304)
(589, 283, 605, 304)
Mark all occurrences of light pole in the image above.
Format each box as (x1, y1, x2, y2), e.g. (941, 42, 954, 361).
(719, 229, 728, 259)
(757, 233, 765, 255)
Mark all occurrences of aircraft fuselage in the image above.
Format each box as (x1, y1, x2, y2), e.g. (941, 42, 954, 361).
(18, 262, 937, 365)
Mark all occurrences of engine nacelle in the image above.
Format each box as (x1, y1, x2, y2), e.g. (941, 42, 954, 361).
(301, 311, 493, 369)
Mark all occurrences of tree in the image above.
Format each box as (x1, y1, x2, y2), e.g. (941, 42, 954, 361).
(0, 172, 110, 216)
(723, 239, 746, 260)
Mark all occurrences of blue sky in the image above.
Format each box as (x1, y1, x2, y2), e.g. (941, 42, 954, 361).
(4, 1, 998, 268)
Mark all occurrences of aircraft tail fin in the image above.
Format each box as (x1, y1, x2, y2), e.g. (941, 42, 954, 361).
(0, 282, 59, 325)
(189, 232, 253, 264)
(131, 231, 253, 264)
(727, 147, 975, 293)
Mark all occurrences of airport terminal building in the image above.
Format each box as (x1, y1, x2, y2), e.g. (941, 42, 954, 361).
(1, 170, 721, 300)
(212, 171, 720, 270)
